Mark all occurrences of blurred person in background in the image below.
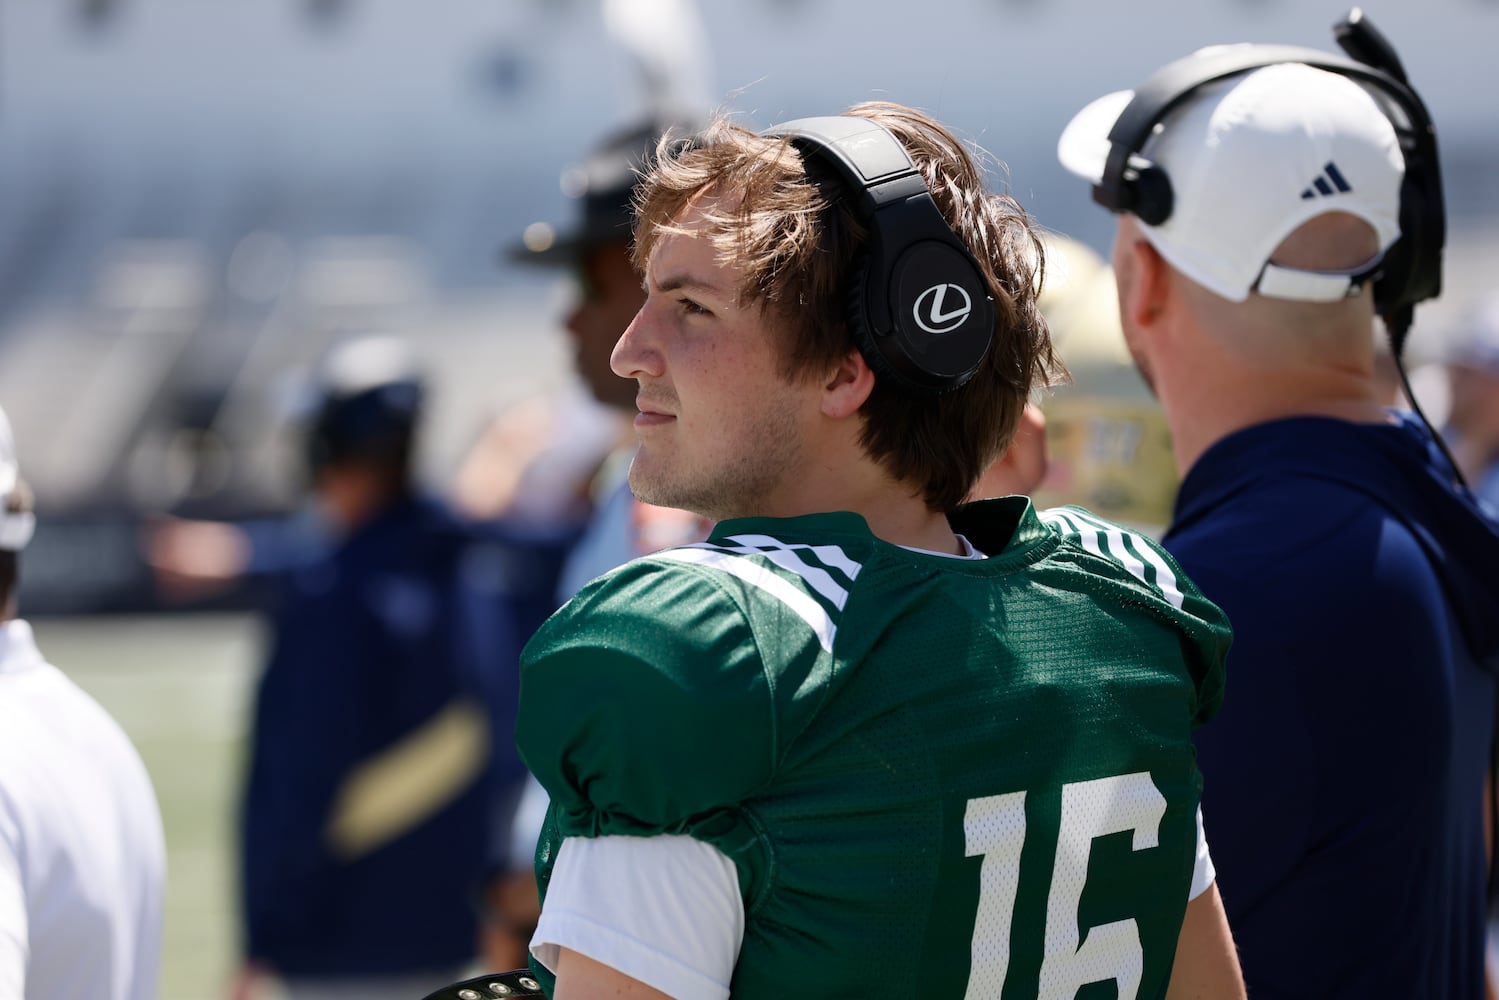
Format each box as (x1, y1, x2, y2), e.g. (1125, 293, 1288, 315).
(1444, 295, 1499, 513)
(0, 401, 166, 1000)
(478, 115, 711, 598)
(471, 116, 710, 971)
(207, 336, 556, 1000)
(1059, 36, 1499, 998)
(965, 400, 1048, 501)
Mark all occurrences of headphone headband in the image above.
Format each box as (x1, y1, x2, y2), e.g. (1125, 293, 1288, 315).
(1101, 45, 1425, 199)
(1093, 17, 1445, 347)
(764, 117, 932, 210)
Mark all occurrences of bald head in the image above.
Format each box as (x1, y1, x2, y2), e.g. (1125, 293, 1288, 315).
(1154, 211, 1379, 370)
(1270, 211, 1383, 273)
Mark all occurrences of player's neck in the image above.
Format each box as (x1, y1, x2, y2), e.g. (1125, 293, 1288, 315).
(740, 429, 961, 553)
(779, 468, 958, 553)
(861, 503, 964, 554)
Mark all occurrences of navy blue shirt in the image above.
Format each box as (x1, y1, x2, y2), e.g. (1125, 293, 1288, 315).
(240, 494, 572, 978)
(1167, 414, 1499, 999)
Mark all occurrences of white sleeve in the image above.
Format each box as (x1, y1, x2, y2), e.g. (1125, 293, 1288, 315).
(0, 810, 28, 999)
(1189, 805, 1216, 901)
(530, 834, 744, 1000)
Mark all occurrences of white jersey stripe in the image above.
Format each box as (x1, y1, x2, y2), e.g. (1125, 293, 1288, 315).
(677, 535, 860, 610)
(1041, 509, 1104, 561)
(1064, 509, 1187, 611)
(654, 548, 838, 652)
(1101, 530, 1153, 599)
(683, 539, 857, 611)
(1039, 508, 1186, 611)
(720, 534, 865, 579)
(1044, 509, 1144, 588)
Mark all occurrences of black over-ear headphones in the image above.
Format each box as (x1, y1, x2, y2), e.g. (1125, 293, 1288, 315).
(1092, 8, 1444, 349)
(762, 116, 996, 394)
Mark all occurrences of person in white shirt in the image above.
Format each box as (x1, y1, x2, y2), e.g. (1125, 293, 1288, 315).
(0, 400, 167, 1000)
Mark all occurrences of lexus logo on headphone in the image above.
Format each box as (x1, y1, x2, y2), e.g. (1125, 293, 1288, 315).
(912, 283, 973, 334)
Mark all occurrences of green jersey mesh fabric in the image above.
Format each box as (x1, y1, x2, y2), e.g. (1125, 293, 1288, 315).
(517, 497, 1230, 998)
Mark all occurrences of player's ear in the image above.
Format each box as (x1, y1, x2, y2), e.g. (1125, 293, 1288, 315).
(821, 347, 876, 419)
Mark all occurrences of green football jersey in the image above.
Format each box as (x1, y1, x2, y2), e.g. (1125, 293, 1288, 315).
(517, 497, 1230, 999)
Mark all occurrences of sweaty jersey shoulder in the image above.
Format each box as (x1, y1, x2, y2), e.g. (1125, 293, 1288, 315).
(1034, 504, 1232, 724)
(516, 516, 873, 838)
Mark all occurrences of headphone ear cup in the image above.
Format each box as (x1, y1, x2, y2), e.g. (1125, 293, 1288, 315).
(849, 243, 997, 393)
(1392, 170, 1438, 306)
(1127, 162, 1175, 227)
(846, 255, 912, 391)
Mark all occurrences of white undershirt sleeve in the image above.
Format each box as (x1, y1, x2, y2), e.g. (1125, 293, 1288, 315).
(531, 834, 744, 1000)
(1190, 805, 1216, 900)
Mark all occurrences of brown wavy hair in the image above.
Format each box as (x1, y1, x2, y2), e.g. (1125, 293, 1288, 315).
(633, 101, 1063, 511)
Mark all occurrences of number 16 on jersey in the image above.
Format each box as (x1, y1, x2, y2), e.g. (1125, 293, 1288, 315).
(964, 772, 1170, 999)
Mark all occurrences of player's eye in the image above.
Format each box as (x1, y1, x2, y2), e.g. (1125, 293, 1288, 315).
(677, 297, 712, 317)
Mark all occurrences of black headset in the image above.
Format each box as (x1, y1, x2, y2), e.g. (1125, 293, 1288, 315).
(1091, 8, 1444, 352)
(762, 116, 996, 394)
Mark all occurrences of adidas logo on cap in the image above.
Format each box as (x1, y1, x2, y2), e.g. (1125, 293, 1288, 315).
(1301, 161, 1352, 200)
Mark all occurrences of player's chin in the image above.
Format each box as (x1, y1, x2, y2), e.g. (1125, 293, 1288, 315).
(625, 457, 676, 508)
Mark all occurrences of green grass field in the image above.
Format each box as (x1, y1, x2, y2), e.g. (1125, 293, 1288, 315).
(31, 612, 265, 1000)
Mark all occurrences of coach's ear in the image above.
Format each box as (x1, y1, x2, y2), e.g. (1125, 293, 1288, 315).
(821, 348, 876, 419)
(1115, 220, 1171, 335)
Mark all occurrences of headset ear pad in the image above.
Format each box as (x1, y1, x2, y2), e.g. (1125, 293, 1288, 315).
(1374, 181, 1417, 317)
(1126, 161, 1175, 227)
(846, 252, 912, 391)
(850, 236, 996, 394)
(1385, 156, 1440, 309)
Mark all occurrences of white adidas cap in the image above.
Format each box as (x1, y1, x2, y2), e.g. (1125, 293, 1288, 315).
(1057, 58, 1404, 303)
(0, 403, 35, 552)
